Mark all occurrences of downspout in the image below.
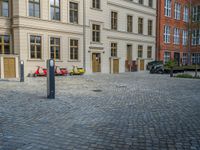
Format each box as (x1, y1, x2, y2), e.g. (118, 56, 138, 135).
(10, 0, 14, 54)
(83, 0, 86, 70)
(188, 0, 192, 65)
(156, 0, 160, 61)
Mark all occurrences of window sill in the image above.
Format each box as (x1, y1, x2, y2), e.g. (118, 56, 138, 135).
(68, 22, 79, 25)
(90, 7, 103, 11)
(68, 60, 81, 62)
(27, 59, 45, 62)
(0, 16, 10, 19)
(90, 42, 103, 45)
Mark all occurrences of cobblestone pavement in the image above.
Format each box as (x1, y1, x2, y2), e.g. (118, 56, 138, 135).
(0, 72, 200, 150)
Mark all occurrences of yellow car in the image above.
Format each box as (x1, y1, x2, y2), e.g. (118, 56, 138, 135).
(69, 66, 85, 75)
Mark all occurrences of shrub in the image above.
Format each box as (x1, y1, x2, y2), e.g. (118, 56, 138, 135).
(175, 74, 200, 79)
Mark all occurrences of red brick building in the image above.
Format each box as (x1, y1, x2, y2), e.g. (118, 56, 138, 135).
(156, 0, 190, 65)
(190, 0, 200, 64)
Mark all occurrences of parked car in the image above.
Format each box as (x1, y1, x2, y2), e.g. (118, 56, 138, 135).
(147, 61, 163, 70)
(150, 64, 165, 74)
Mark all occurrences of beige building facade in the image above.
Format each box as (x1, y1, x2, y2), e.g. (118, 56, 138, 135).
(0, 0, 156, 78)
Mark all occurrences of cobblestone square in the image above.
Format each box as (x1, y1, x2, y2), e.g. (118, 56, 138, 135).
(0, 72, 200, 150)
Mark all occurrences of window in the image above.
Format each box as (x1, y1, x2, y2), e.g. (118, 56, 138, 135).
(50, 0, 60, 20)
(92, 24, 100, 42)
(30, 35, 41, 59)
(149, 0, 153, 7)
(29, 0, 40, 17)
(174, 3, 181, 20)
(192, 6, 200, 22)
(111, 43, 117, 57)
(183, 6, 189, 22)
(92, 0, 100, 9)
(138, 0, 143, 5)
(164, 25, 170, 43)
(164, 52, 170, 64)
(138, 18, 143, 34)
(165, 0, 171, 17)
(50, 37, 60, 59)
(182, 53, 188, 65)
(111, 11, 118, 30)
(192, 53, 200, 64)
(192, 29, 200, 46)
(138, 45, 143, 58)
(182, 30, 188, 46)
(0, 0, 9, 17)
(127, 15, 133, 32)
(0, 35, 10, 54)
(69, 2, 78, 24)
(174, 28, 180, 44)
(147, 46, 152, 58)
(70, 39, 78, 60)
(148, 20, 153, 36)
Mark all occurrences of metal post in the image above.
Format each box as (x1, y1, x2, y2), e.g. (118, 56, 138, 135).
(47, 59, 55, 99)
(20, 60, 24, 82)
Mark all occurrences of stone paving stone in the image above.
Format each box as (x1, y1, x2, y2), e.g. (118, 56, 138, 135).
(0, 72, 200, 150)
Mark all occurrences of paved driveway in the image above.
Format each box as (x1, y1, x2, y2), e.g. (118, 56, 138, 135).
(0, 72, 200, 150)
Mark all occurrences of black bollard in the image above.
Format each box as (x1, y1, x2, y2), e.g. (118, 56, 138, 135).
(47, 59, 55, 99)
(20, 60, 24, 82)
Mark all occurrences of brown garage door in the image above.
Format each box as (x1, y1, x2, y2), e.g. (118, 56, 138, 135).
(113, 59, 119, 74)
(4, 58, 16, 78)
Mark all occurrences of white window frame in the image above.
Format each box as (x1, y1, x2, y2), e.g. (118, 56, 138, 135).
(174, 3, 181, 20)
(182, 30, 188, 46)
(174, 28, 180, 44)
(164, 25, 170, 43)
(164, 52, 170, 64)
(183, 6, 189, 22)
(165, 0, 171, 17)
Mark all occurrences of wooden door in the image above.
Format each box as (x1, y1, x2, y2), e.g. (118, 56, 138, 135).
(92, 53, 101, 72)
(140, 59, 144, 71)
(4, 58, 16, 78)
(113, 59, 119, 74)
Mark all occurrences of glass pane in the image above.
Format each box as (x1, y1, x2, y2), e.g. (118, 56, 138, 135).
(4, 35, 10, 43)
(0, 46, 2, 54)
(35, 4, 40, 17)
(51, 7, 54, 19)
(29, 3, 34, 16)
(56, 47, 60, 59)
(36, 45, 41, 58)
(55, 8, 60, 20)
(4, 45, 10, 54)
(50, 0, 54, 6)
(3, 2, 9, 17)
(50, 47, 54, 59)
(36, 36, 41, 43)
(55, 38, 60, 45)
(30, 36, 35, 43)
(50, 38, 54, 45)
(30, 45, 35, 58)
(55, 0, 60, 7)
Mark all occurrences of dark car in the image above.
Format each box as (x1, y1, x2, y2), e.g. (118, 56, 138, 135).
(150, 64, 165, 74)
(147, 61, 163, 70)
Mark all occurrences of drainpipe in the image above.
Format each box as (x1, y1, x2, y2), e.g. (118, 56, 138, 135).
(10, 0, 14, 55)
(83, 0, 86, 70)
(188, 0, 192, 65)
